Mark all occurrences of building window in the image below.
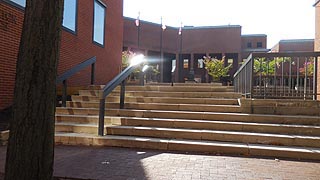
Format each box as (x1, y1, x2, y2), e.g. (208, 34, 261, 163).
(198, 59, 204, 68)
(183, 59, 189, 69)
(6, 0, 25, 8)
(62, 0, 77, 33)
(247, 42, 252, 48)
(228, 59, 233, 65)
(257, 42, 263, 48)
(172, 60, 176, 72)
(93, 0, 106, 46)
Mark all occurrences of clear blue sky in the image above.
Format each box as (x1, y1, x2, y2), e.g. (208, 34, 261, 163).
(123, 0, 315, 49)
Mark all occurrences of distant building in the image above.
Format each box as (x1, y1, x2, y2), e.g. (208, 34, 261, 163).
(271, 39, 314, 52)
(241, 34, 269, 60)
(123, 17, 268, 83)
(314, 0, 320, 99)
(0, 0, 123, 110)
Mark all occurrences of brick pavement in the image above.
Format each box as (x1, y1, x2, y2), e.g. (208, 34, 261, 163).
(0, 145, 319, 180)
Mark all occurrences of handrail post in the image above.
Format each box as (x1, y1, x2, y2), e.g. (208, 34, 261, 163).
(91, 62, 95, 85)
(98, 98, 105, 136)
(313, 56, 318, 100)
(120, 80, 126, 109)
(171, 71, 174, 86)
(62, 80, 67, 107)
(250, 56, 254, 98)
(140, 71, 144, 86)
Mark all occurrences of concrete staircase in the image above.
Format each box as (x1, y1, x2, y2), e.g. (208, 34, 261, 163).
(55, 83, 320, 161)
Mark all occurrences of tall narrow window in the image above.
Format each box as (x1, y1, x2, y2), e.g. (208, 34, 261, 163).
(62, 0, 77, 33)
(172, 59, 176, 72)
(184, 59, 189, 69)
(198, 59, 204, 68)
(93, 0, 106, 46)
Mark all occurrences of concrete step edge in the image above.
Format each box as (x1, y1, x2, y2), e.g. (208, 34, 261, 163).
(54, 133, 320, 161)
(55, 115, 320, 135)
(107, 126, 320, 140)
(56, 107, 320, 119)
(66, 101, 241, 108)
(107, 126, 320, 148)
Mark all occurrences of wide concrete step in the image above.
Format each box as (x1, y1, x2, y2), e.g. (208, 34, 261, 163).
(56, 108, 320, 126)
(79, 90, 241, 99)
(55, 114, 121, 125)
(107, 126, 320, 148)
(119, 117, 320, 136)
(71, 95, 239, 105)
(113, 85, 234, 92)
(55, 122, 101, 134)
(85, 83, 229, 90)
(54, 132, 320, 161)
(146, 83, 224, 86)
(55, 115, 320, 136)
(66, 101, 241, 113)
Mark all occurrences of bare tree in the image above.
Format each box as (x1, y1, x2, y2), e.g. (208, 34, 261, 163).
(5, 0, 64, 179)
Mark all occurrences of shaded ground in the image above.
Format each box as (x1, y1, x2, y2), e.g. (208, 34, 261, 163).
(0, 145, 319, 180)
(0, 107, 11, 131)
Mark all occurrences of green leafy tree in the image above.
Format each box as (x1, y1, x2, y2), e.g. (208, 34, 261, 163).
(253, 57, 289, 75)
(299, 59, 314, 76)
(203, 56, 232, 81)
(121, 50, 134, 69)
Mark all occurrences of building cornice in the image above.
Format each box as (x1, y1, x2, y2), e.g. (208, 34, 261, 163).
(280, 39, 314, 43)
(124, 16, 241, 30)
(314, 0, 320, 7)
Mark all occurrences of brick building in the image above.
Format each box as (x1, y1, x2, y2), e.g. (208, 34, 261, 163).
(315, 0, 320, 52)
(241, 34, 269, 60)
(0, 0, 123, 110)
(123, 17, 268, 83)
(271, 39, 314, 52)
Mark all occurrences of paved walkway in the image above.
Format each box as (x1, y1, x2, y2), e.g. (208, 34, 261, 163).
(0, 145, 319, 180)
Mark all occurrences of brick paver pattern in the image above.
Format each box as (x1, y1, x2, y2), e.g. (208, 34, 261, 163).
(0, 145, 319, 180)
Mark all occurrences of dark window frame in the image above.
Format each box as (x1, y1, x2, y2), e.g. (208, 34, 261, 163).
(62, 0, 78, 35)
(257, 42, 263, 48)
(92, 0, 107, 47)
(247, 42, 252, 48)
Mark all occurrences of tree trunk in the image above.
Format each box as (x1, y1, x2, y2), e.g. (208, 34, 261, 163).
(5, 0, 64, 179)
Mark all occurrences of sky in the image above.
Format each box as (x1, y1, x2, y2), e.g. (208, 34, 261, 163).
(123, 0, 316, 49)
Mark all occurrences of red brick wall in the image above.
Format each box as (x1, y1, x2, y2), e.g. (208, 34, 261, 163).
(315, 1, 320, 52)
(0, 2, 24, 110)
(182, 26, 242, 54)
(124, 17, 242, 54)
(58, 0, 123, 86)
(241, 35, 267, 50)
(0, 0, 123, 110)
(279, 40, 314, 52)
(241, 35, 267, 60)
(123, 18, 178, 53)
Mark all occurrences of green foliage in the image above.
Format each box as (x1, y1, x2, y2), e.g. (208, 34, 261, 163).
(253, 57, 290, 75)
(122, 50, 134, 68)
(203, 56, 232, 79)
(122, 51, 160, 80)
(299, 59, 314, 76)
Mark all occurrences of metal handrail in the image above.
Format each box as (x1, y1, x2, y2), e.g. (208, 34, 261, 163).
(98, 63, 144, 136)
(56, 56, 96, 107)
